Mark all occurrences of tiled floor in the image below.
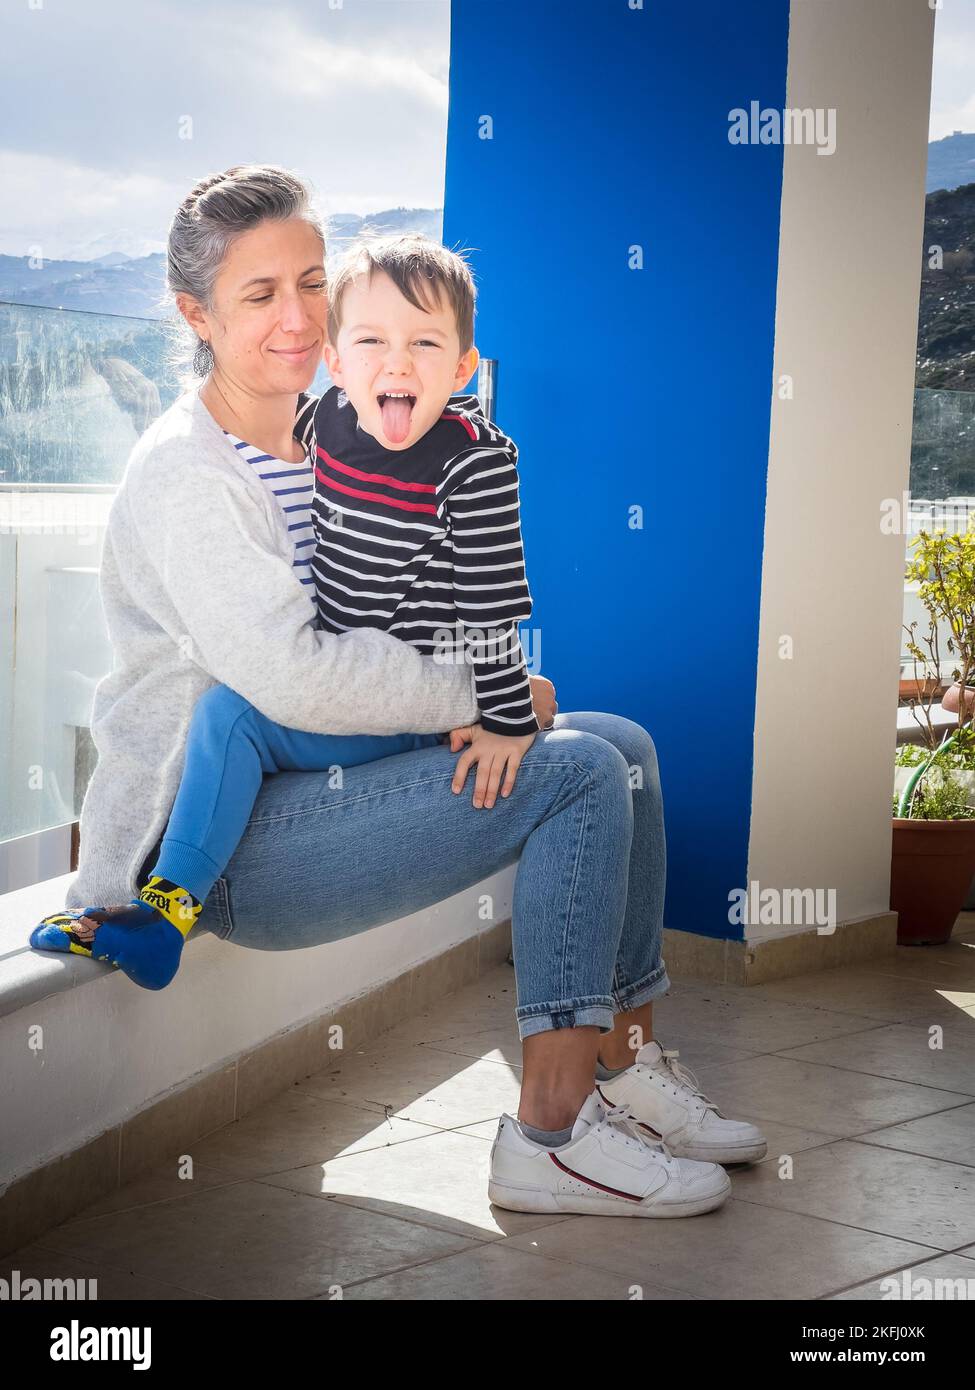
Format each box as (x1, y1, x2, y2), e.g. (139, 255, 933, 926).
(5, 921, 975, 1300)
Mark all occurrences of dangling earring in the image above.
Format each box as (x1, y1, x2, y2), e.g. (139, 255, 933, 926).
(193, 337, 214, 377)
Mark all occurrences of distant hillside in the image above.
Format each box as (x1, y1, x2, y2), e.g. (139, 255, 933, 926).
(0, 250, 168, 318)
(916, 181, 975, 391)
(0, 207, 443, 319)
(927, 131, 975, 194)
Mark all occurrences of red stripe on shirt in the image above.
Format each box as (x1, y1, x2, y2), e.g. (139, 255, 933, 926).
(317, 446, 437, 494)
(315, 465, 439, 515)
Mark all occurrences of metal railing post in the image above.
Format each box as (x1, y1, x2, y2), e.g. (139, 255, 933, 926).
(477, 358, 498, 423)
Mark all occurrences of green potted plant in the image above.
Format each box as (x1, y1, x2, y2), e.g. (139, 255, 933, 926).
(894, 524, 975, 944)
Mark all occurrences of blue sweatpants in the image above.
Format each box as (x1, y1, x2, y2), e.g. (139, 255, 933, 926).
(152, 683, 446, 903)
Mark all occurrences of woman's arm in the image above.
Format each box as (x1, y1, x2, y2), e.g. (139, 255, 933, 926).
(123, 445, 479, 736)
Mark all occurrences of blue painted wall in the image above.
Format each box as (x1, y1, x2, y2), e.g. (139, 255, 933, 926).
(444, 0, 789, 939)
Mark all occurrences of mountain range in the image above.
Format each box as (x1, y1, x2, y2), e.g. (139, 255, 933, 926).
(0, 207, 443, 319)
(927, 131, 975, 195)
(916, 179, 975, 392)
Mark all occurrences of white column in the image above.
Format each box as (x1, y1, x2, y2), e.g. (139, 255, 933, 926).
(747, 0, 936, 942)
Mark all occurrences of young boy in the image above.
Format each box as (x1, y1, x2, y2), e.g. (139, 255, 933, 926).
(31, 235, 541, 990)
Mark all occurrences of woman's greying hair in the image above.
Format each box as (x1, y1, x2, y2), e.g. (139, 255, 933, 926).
(158, 164, 326, 386)
(327, 234, 477, 356)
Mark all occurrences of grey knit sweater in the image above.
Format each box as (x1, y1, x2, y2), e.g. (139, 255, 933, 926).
(65, 384, 480, 910)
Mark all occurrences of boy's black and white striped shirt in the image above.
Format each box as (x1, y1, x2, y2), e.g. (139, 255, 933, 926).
(294, 386, 538, 736)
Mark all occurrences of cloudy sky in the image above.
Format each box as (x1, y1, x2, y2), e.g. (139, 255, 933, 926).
(0, 0, 970, 261)
(0, 0, 452, 259)
(930, 0, 975, 140)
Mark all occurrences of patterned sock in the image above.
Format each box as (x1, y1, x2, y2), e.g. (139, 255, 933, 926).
(29, 912, 100, 960)
(137, 876, 203, 938)
(30, 878, 202, 991)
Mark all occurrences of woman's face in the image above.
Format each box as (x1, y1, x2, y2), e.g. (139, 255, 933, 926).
(192, 217, 328, 395)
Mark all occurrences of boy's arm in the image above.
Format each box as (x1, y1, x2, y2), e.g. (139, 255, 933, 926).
(444, 441, 539, 737)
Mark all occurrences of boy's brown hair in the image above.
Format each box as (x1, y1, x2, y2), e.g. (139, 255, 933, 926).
(327, 233, 477, 355)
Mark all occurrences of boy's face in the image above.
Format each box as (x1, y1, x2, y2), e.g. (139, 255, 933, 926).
(324, 269, 479, 451)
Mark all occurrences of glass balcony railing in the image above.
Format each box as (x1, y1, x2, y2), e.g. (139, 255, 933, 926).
(905, 387, 975, 542)
(909, 386, 975, 502)
(0, 302, 339, 885)
(0, 298, 333, 487)
(0, 301, 178, 487)
(0, 302, 182, 872)
(900, 386, 975, 700)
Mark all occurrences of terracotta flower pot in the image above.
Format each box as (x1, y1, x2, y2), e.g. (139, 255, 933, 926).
(890, 816, 975, 945)
(941, 681, 975, 715)
(899, 675, 944, 703)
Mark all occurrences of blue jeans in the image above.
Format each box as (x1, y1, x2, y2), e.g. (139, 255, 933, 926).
(141, 690, 671, 1040)
(150, 684, 446, 906)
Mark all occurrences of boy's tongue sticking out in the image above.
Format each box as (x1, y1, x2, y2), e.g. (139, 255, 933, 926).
(379, 391, 415, 445)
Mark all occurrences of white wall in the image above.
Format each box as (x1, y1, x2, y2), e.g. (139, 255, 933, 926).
(0, 864, 515, 1187)
(747, 0, 936, 942)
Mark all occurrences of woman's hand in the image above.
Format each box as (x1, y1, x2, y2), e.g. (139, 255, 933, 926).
(448, 725, 538, 808)
(528, 674, 557, 729)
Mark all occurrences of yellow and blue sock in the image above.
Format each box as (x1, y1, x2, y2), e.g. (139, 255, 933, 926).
(30, 877, 203, 991)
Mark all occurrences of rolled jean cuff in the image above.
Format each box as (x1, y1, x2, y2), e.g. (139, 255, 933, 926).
(516, 996, 617, 1041)
(613, 961, 671, 1014)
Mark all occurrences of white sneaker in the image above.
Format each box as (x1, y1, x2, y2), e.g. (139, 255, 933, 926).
(596, 1040, 768, 1165)
(488, 1088, 731, 1217)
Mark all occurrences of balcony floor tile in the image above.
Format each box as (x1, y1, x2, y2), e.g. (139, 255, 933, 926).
(5, 949, 975, 1299)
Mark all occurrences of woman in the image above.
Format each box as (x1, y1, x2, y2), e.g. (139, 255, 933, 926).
(40, 165, 765, 1217)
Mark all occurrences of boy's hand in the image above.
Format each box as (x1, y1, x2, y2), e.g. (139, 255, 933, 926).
(528, 674, 557, 729)
(449, 724, 537, 808)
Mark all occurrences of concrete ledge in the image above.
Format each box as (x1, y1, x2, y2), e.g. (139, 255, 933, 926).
(0, 865, 516, 1256)
(662, 912, 899, 985)
(0, 874, 112, 1020)
(0, 912, 513, 1257)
